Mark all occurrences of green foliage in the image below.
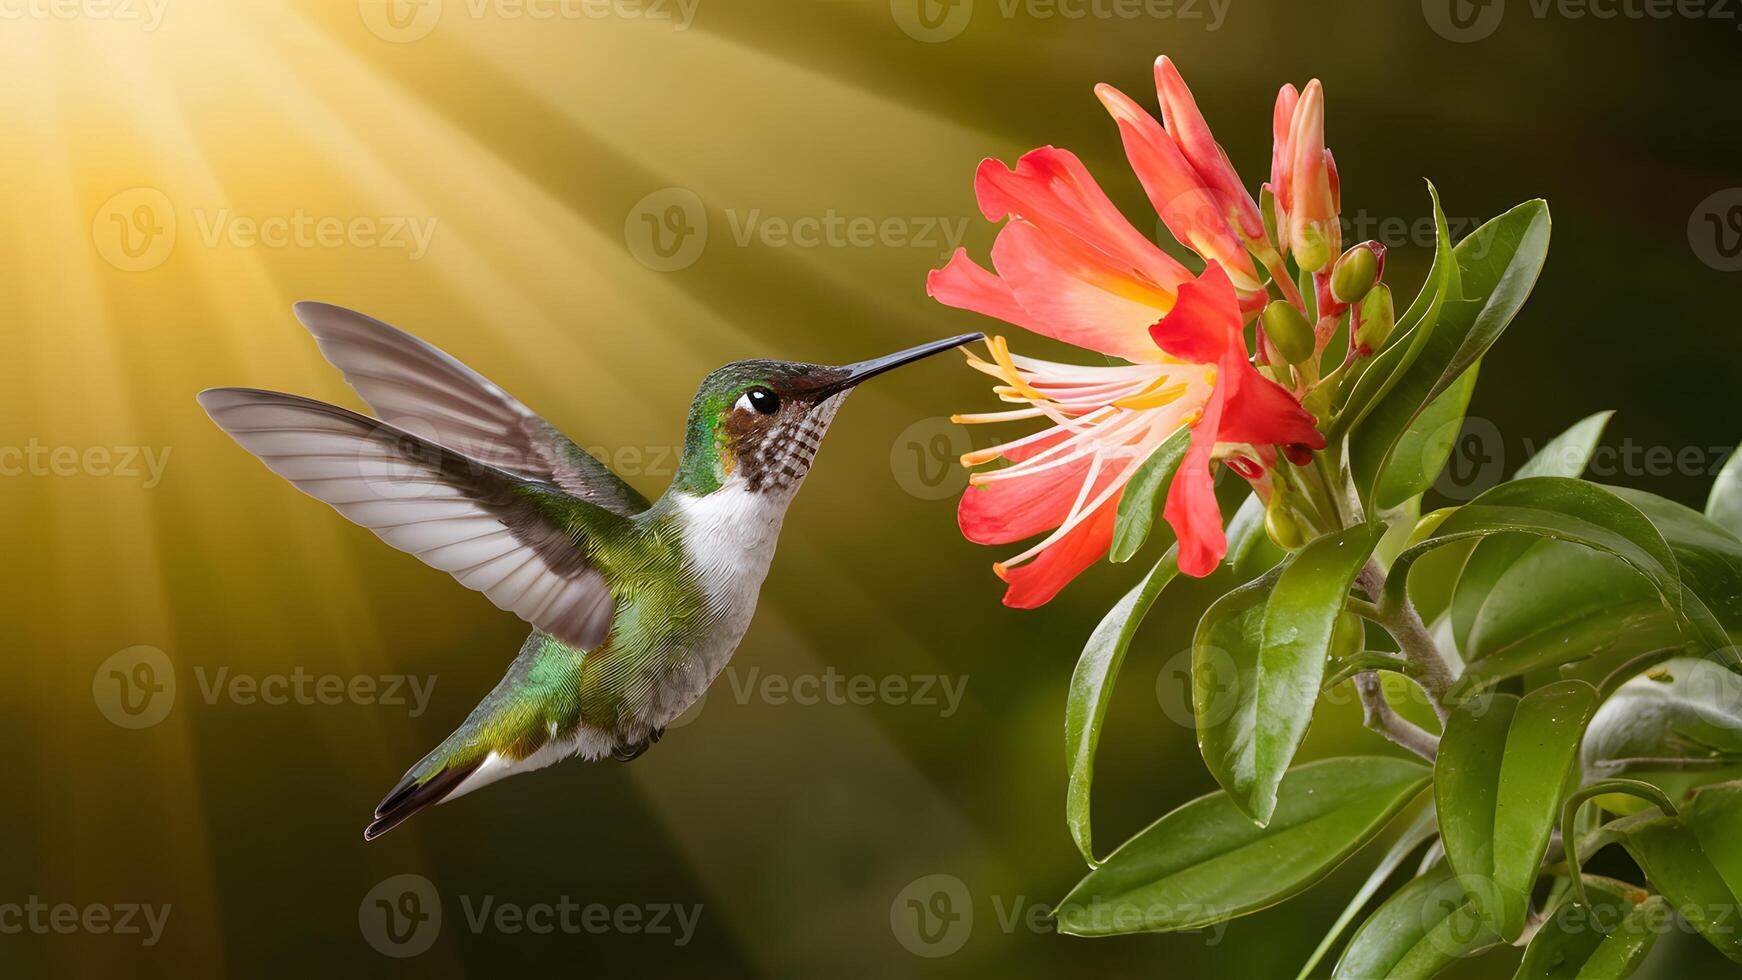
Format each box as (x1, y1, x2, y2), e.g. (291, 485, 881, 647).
(1054, 757, 1428, 936)
(1332, 861, 1498, 978)
(1195, 524, 1386, 824)
(1109, 429, 1192, 563)
(1048, 190, 1742, 979)
(1345, 193, 1552, 511)
(1709, 443, 1742, 537)
(1435, 682, 1599, 940)
(1064, 549, 1181, 866)
(1514, 879, 1662, 980)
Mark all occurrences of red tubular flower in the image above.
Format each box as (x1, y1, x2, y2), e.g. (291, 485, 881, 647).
(1095, 83, 1263, 296)
(1152, 57, 1266, 246)
(930, 64, 1329, 607)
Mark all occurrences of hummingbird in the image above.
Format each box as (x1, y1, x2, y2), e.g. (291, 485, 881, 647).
(198, 303, 978, 840)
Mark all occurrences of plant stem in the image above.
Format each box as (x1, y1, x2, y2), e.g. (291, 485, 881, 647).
(1353, 673, 1438, 762)
(1355, 561, 1456, 724)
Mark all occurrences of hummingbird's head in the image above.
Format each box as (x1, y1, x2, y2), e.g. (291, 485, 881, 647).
(673, 333, 981, 497)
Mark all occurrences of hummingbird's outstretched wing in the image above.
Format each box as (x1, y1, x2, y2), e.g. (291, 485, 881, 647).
(290, 302, 652, 517)
(198, 388, 624, 650)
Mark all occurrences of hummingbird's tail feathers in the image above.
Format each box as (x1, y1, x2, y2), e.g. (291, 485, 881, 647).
(197, 387, 622, 651)
(291, 302, 652, 517)
(363, 757, 483, 842)
(361, 631, 614, 839)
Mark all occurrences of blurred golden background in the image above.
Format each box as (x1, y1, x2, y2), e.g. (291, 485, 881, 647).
(1, 0, 1739, 975)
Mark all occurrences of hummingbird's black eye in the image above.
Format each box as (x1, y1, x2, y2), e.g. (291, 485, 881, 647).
(737, 386, 780, 415)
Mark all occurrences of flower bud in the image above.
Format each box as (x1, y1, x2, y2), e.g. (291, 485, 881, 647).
(1261, 300, 1315, 365)
(1264, 493, 1305, 550)
(1331, 611, 1365, 662)
(1331, 243, 1380, 304)
(1355, 283, 1395, 353)
(1286, 81, 1339, 272)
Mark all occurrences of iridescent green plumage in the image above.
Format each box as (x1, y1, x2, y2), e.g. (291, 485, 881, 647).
(198, 302, 976, 840)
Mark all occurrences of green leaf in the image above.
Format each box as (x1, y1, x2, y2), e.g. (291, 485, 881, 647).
(1297, 806, 1439, 980)
(1333, 861, 1500, 978)
(1055, 756, 1429, 936)
(1372, 362, 1481, 511)
(1450, 542, 1680, 701)
(1332, 183, 1460, 440)
(1197, 525, 1388, 824)
(1436, 681, 1601, 941)
(1688, 781, 1742, 902)
(1384, 479, 1685, 652)
(1576, 895, 1671, 979)
(1517, 410, 1615, 480)
(1709, 442, 1742, 539)
(1348, 197, 1552, 511)
(1066, 548, 1182, 866)
(1514, 879, 1661, 980)
(1110, 428, 1192, 563)
(1607, 486, 1742, 652)
(1449, 487, 1742, 699)
(1582, 659, 1742, 814)
(1404, 507, 1473, 625)
(1449, 533, 1537, 655)
(1619, 810, 1742, 962)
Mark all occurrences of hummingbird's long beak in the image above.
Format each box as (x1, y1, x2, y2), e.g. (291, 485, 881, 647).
(812, 333, 984, 398)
